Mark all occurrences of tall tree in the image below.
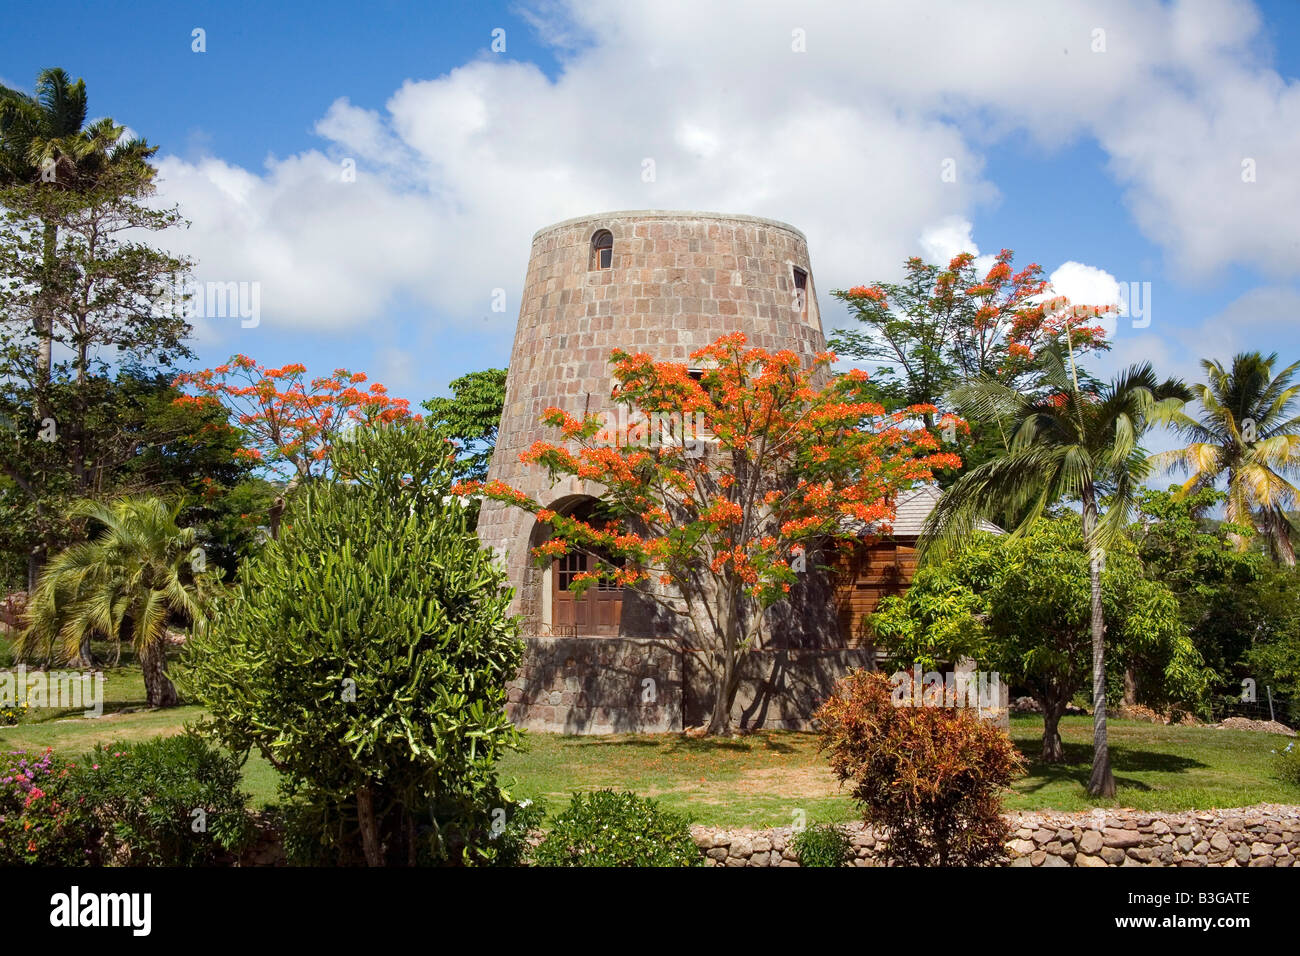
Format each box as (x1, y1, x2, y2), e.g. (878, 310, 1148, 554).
(0, 167, 193, 587)
(1152, 351, 1300, 566)
(830, 254, 1110, 496)
(420, 367, 507, 481)
(0, 69, 157, 396)
(830, 251, 1110, 412)
(922, 345, 1189, 796)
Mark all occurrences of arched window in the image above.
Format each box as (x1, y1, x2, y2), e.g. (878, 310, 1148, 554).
(590, 229, 613, 270)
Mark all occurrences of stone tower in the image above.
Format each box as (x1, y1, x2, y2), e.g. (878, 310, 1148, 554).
(478, 210, 828, 637)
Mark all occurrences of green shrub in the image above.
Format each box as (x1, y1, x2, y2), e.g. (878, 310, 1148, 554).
(816, 670, 1026, 866)
(792, 822, 854, 867)
(0, 748, 90, 865)
(1274, 740, 1300, 787)
(72, 733, 253, 865)
(181, 422, 524, 866)
(490, 797, 545, 867)
(533, 790, 701, 867)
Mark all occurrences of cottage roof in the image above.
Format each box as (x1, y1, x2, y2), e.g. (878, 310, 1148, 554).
(849, 484, 1004, 539)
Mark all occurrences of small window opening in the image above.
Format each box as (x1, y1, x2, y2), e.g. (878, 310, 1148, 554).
(792, 267, 809, 321)
(591, 229, 613, 270)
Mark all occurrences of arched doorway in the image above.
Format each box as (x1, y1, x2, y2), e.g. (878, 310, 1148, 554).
(549, 498, 623, 636)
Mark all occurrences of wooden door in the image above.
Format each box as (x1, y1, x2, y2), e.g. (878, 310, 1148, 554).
(553, 550, 622, 636)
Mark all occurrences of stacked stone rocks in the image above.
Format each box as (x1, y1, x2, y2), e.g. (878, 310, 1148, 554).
(691, 804, 1300, 866)
(506, 637, 683, 734)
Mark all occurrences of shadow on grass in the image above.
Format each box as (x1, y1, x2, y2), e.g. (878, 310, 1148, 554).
(551, 731, 803, 756)
(1015, 739, 1207, 795)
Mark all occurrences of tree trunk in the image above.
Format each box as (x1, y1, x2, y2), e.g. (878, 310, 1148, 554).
(706, 648, 738, 736)
(1122, 667, 1137, 710)
(705, 585, 742, 736)
(34, 220, 56, 419)
(268, 497, 285, 541)
(140, 637, 179, 707)
(76, 632, 94, 669)
(356, 785, 384, 867)
(1040, 689, 1067, 763)
(1082, 489, 1116, 797)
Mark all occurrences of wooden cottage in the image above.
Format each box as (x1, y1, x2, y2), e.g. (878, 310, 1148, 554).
(832, 484, 1002, 647)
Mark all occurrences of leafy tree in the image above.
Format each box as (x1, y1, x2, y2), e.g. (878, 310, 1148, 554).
(172, 356, 418, 537)
(922, 346, 1189, 795)
(463, 332, 961, 735)
(0, 369, 250, 591)
(1243, 565, 1300, 710)
(0, 149, 194, 586)
(420, 367, 507, 481)
(19, 496, 211, 705)
(833, 251, 1109, 394)
(872, 518, 1208, 761)
(1132, 487, 1266, 698)
(830, 252, 1110, 486)
(181, 421, 524, 866)
(1152, 351, 1300, 565)
(0, 68, 158, 394)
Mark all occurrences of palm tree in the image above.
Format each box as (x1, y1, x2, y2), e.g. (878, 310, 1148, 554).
(0, 68, 157, 392)
(1152, 352, 1300, 566)
(921, 346, 1188, 796)
(19, 497, 211, 707)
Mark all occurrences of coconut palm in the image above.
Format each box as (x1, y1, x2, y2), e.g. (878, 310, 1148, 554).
(0, 69, 157, 390)
(921, 347, 1189, 796)
(1151, 352, 1300, 566)
(19, 496, 211, 707)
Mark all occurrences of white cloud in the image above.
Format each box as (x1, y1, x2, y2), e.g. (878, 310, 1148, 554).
(147, 0, 1300, 340)
(1047, 260, 1123, 340)
(918, 216, 996, 277)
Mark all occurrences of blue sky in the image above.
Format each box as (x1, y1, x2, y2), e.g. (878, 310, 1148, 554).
(4, 0, 1299, 414)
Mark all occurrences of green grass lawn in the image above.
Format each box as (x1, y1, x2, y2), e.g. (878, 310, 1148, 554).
(496, 716, 1300, 827)
(0, 640, 282, 807)
(4, 639, 1297, 827)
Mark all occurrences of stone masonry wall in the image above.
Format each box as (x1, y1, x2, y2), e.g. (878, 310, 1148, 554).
(691, 804, 1300, 866)
(507, 637, 683, 734)
(508, 638, 889, 733)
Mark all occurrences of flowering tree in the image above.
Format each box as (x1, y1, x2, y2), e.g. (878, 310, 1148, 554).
(173, 356, 417, 481)
(832, 250, 1108, 402)
(173, 356, 417, 537)
(457, 333, 963, 735)
(832, 251, 1112, 489)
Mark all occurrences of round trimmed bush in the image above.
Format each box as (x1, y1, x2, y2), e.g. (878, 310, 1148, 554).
(533, 790, 701, 867)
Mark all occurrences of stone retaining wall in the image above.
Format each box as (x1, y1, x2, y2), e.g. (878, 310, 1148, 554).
(691, 804, 1300, 866)
(507, 638, 886, 733)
